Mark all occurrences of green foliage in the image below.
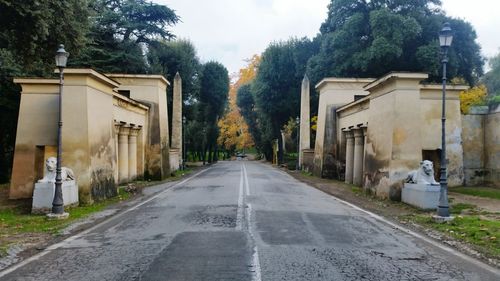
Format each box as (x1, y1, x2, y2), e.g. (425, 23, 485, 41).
(237, 84, 262, 151)
(71, 0, 180, 73)
(483, 51, 500, 103)
(308, 0, 484, 86)
(149, 39, 201, 103)
(450, 187, 500, 200)
(449, 203, 476, 215)
(459, 85, 487, 114)
(195, 61, 230, 163)
(410, 215, 500, 257)
(251, 38, 317, 160)
(0, 0, 90, 74)
(148, 39, 201, 144)
(0, 0, 92, 183)
(0, 0, 182, 182)
(199, 62, 230, 122)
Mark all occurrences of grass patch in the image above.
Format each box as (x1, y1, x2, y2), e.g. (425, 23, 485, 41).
(173, 167, 193, 178)
(0, 187, 131, 235)
(450, 187, 500, 200)
(450, 203, 476, 215)
(351, 186, 363, 194)
(0, 186, 135, 257)
(301, 170, 313, 177)
(402, 214, 500, 258)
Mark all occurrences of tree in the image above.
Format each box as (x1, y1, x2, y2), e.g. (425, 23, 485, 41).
(148, 39, 201, 144)
(251, 38, 317, 161)
(70, 0, 180, 73)
(459, 85, 487, 114)
(0, 0, 91, 183)
(483, 51, 500, 103)
(217, 56, 260, 154)
(0, 0, 90, 74)
(198, 61, 230, 163)
(308, 0, 484, 86)
(237, 83, 262, 153)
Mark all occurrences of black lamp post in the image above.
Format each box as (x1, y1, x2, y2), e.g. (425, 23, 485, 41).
(296, 116, 300, 171)
(182, 116, 186, 170)
(51, 44, 69, 216)
(436, 23, 453, 218)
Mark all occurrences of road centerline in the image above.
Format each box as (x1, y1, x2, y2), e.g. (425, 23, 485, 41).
(242, 163, 262, 281)
(236, 164, 245, 231)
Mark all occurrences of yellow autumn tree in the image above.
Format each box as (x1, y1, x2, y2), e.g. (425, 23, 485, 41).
(217, 55, 260, 151)
(459, 84, 487, 114)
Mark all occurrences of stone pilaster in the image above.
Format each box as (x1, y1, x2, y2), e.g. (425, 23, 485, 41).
(114, 121, 122, 184)
(171, 72, 182, 167)
(118, 125, 131, 183)
(299, 74, 310, 167)
(353, 128, 364, 186)
(281, 130, 286, 153)
(128, 127, 140, 181)
(345, 130, 354, 184)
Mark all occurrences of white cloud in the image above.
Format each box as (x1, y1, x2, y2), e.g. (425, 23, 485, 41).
(441, 0, 500, 60)
(157, 0, 500, 73)
(157, 0, 329, 74)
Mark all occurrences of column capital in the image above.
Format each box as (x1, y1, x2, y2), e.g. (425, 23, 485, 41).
(114, 121, 122, 134)
(353, 128, 364, 138)
(343, 129, 354, 139)
(129, 126, 141, 137)
(119, 124, 131, 136)
(361, 126, 368, 136)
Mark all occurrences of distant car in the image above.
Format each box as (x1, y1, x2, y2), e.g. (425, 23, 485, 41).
(236, 152, 247, 158)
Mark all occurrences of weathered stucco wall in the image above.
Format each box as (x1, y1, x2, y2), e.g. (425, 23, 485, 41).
(420, 85, 466, 187)
(462, 111, 486, 185)
(169, 148, 180, 173)
(301, 149, 315, 173)
(10, 70, 150, 203)
(107, 75, 170, 180)
(9, 80, 59, 199)
(485, 105, 500, 186)
(463, 105, 500, 187)
(313, 78, 373, 178)
(364, 73, 427, 200)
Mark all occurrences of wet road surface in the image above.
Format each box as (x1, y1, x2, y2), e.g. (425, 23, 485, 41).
(1, 161, 499, 280)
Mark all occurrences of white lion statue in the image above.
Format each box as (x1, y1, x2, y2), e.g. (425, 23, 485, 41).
(405, 160, 439, 185)
(38, 157, 75, 183)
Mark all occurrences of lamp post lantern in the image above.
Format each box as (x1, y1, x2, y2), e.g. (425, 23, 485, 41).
(182, 116, 186, 170)
(296, 116, 300, 171)
(436, 23, 453, 219)
(50, 44, 69, 217)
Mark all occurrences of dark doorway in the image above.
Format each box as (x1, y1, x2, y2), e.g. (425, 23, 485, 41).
(422, 149, 441, 181)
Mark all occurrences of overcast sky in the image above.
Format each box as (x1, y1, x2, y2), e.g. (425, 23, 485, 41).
(157, 0, 500, 74)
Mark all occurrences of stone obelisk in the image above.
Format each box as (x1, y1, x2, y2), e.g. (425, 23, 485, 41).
(172, 72, 183, 167)
(299, 74, 310, 168)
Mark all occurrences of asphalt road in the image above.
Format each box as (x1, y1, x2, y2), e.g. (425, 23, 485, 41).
(1, 161, 499, 281)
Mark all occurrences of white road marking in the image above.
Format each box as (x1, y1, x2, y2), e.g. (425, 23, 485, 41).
(236, 165, 244, 231)
(243, 163, 250, 196)
(0, 167, 211, 278)
(242, 163, 262, 281)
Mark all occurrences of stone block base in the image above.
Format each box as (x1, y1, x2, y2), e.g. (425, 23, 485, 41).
(32, 181, 79, 214)
(402, 183, 440, 210)
(432, 215, 455, 223)
(46, 212, 70, 220)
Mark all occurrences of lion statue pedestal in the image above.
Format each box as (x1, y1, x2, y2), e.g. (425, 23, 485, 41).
(32, 157, 79, 214)
(402, 160, 440, 210)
